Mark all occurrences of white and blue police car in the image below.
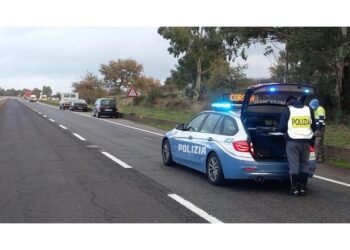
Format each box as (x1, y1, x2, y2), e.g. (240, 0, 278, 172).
(161, 83, 317, 185)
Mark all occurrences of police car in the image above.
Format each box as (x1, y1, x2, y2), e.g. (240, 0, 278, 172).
(161, 83, 317, 185)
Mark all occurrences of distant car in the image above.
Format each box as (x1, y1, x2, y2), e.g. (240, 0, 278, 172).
(69, 99, 88, 112)
(92, 98, 118, 118)
(29, 95, 37, 102)
(161, 83, 317, 185)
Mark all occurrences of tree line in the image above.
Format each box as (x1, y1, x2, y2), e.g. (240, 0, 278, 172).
(158, 27, 350, 121)
(0, 86, 52, 97)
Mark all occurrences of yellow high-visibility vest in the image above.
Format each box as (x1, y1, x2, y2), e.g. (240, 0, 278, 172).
(314, 106, 326, 127)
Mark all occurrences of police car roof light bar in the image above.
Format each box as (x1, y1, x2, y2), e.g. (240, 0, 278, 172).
(211, 102, 232, 110)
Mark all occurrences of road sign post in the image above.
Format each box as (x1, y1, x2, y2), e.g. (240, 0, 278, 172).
(126, 85, 139, 115)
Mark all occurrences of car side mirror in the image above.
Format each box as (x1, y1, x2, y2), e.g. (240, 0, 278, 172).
(175, 123, 185, 130)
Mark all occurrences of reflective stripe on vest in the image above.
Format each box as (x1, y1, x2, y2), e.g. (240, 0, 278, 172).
(287, 106, 313, 139)
(315, 106, 326, 126)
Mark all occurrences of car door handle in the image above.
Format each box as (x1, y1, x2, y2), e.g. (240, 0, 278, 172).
(188, 135, 193, 139)
(207, 137, 213, 141)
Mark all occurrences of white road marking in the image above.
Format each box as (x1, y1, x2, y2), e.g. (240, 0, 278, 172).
(314, 175, 350, 188)
(34, 102, 350, 189)
(43, 115, 47, 117)
(168, 194, 223, 224)
(38, 101, 164, 137)
(73, 133, 86, 141)
(49, 118, 55, 122)
(100, 151, 132, 169)
(38, 112, 42, 115)
(59, 125, 67, 130)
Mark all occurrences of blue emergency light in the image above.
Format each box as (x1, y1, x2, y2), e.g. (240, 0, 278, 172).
(269, 87, 276, 92)
(211, 102, 232, 110)
(304, 89, 310, 94)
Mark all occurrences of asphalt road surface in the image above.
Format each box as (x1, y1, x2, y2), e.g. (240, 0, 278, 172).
(1, 98, 350, 223)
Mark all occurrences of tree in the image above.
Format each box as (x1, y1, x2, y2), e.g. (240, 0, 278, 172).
(207, 59, 247, 91)
(136, 76, 161, 92)
(32, 88, 41, 98)
(42, 86, 52, 97)
(99, 59, 143, 92)
(158, 27, 230, 100)
(72, 72, 108, 104)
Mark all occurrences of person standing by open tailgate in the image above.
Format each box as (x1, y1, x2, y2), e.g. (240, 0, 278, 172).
(278, 96, 317, 197)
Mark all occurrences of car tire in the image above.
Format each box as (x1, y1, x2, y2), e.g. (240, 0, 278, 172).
(162, 139, 174, 166)
(206, 152, 225, 186)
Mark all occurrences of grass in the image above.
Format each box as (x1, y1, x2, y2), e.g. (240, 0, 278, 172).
(118, 104, 196, 123)
(326, 159, 350, 169)
(324, 124, 350, 149)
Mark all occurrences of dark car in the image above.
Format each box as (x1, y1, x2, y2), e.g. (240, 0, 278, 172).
(92, 98, 118, 118)
(69, 99, 88, 112)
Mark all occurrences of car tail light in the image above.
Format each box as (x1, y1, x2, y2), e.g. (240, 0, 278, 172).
(310, 145, 315, 152)
(233, 140, 255, 156)
(233, 140, 250, 152)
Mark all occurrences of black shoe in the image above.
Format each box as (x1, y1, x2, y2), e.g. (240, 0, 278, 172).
(289, 174, 300, 197)
(289, 189, 300, 197)
(299, 172, 309, 196)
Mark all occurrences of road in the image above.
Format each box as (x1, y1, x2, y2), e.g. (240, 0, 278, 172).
(2, 98, 350, 222)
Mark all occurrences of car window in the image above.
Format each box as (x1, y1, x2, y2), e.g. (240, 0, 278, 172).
(222, 117, 238, 136)
(186, 113, 208, 132)
(71, 94, 76, 98)
(213, 116, 224, 134)
(101, 99, 116, 106)
(200, 113, 221, 133)
(64, 94, 69, 98)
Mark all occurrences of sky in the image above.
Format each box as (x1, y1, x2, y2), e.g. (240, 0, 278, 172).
(0, 27, 275, 94)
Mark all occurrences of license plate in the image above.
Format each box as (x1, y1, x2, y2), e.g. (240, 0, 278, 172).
(105, 109, 112, 111)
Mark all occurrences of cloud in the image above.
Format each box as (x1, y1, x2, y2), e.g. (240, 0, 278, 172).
(0, 27, 275, 93)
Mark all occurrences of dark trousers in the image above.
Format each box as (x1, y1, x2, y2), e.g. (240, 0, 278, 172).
(286, 141, 310, 175)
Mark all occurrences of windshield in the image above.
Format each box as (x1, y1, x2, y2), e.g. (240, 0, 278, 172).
(101, 99, 116, 106)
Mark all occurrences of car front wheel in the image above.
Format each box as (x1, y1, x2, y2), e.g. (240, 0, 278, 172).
(206, 152, 225, 185)
(162, 139, 174, 166)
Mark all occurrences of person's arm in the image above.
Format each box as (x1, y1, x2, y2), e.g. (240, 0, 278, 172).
(278, 108, 290, 133)
(309, 106, 317, 132)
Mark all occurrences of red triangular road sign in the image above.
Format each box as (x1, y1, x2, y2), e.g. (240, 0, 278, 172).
(127, 85, 139, 98)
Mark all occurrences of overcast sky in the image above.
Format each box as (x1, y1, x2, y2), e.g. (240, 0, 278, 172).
(0, 27, 274, 94)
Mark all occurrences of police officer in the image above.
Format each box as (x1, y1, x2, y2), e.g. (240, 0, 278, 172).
(309, 99, 326, 162)
(279, 96, 317, 196)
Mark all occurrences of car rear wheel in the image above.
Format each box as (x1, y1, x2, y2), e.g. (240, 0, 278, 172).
(206, 152, 225, 185)
(162, 139, 174, 166)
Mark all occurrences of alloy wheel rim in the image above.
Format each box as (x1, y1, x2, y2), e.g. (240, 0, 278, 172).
(163, 143, 169, 162)
(208, 157, 219, 181)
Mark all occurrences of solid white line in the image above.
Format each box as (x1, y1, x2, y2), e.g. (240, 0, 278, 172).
(59, 125, 67, 130)
(49, 118, 55, 122)
(38, 101, 164, 137)
(75, 112, 164, 137)
(73, 133, 86, 141)
(314, 175, 350, 188)
(168, 194, 223, 223)
(100, 151, 132, 169)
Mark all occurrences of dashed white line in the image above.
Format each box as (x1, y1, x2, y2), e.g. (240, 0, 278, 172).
(59, 125, 67, 130)
(38, 112, 42, 115)
(168, 194, 223, 223)
(49, 118, 55, 122)
(38, 102, 164, 137)
(43, 115, 47, 117)
(314, 175, 350, 188)
(100, 151, 132, 169)
(73, 133, 86, 141)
